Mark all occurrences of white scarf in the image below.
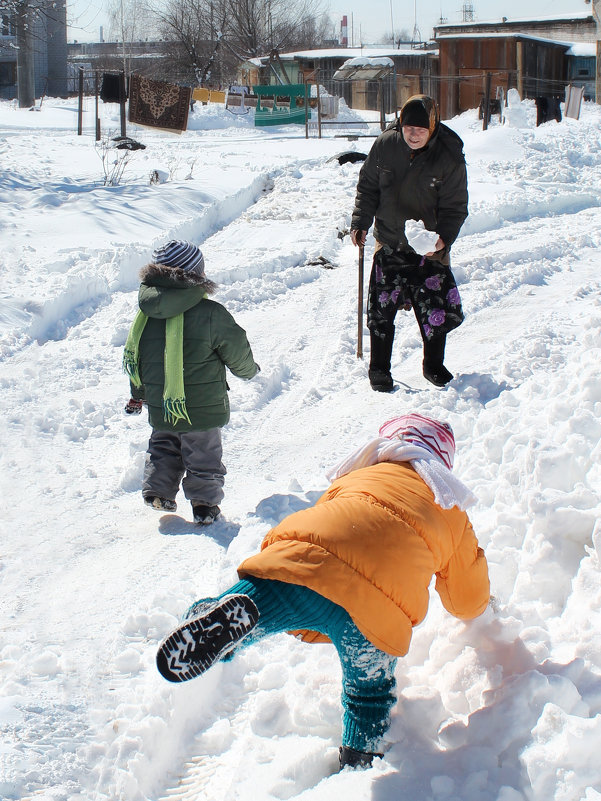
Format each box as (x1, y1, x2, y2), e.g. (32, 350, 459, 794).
(326, 438, 477, 510)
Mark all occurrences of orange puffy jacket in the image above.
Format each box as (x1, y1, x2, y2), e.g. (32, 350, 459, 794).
(238, 461, 489, 656)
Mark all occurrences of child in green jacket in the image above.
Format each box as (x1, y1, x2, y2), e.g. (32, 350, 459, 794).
(123, 240, 259, 524)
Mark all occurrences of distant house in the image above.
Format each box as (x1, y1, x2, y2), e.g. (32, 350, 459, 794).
(433, 13, 598, 118)
(566, 42, 596, 99)
(0, 2, 67, 100)
(434, 12, 597, 42)
(436, 33, 571, 119)
(433, 12, 597, 44)
(238, 46, 439, 114)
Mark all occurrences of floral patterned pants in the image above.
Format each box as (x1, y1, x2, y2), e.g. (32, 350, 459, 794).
(367, 247, 464, 346)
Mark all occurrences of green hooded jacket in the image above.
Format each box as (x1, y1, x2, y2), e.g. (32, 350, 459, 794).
(131, 263, 259, 432)
(351, 95, 468, 255)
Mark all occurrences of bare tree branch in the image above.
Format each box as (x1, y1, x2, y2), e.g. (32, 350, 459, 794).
(113, 0, 333, 85)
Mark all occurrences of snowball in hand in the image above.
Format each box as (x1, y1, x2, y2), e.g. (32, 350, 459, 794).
(405, 220, 440, 255)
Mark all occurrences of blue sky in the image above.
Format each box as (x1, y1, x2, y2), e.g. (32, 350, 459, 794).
(67, 0, 590, 44)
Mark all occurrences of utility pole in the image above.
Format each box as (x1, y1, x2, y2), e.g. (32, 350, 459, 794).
(16, 1, 36, 108)
(593, 0, 601, 104)
(120, 0, 127, 77)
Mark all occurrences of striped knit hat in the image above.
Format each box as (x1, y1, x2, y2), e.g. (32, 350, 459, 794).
(152, 240, 205, 276)
(378, 413, 455, 470)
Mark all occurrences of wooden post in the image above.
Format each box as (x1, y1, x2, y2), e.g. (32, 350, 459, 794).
(272, 49, 292, 85)
(77, 69, 84, 135)
(357, 244, 364, 359)
(593, 0, 601, 104)
(597, 40, 601, 105)
(119, 71, 127, 138)
(482, 72, 492, 131)
(516, 40, 524, 99)
(95, 71, 101, 140)
(316, 81, 322, 139)
(304, 79, 309, 138)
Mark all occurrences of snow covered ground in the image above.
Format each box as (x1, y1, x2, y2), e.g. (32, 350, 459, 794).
(1, 94, 600, 801)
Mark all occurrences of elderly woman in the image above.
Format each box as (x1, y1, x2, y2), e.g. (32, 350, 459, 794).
(156, 413, 490, 769)
(350, 95, 469, 391)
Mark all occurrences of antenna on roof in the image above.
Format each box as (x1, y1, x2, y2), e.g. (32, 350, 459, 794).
(412, 0, 421, 41)
(462, 2, 475, 21)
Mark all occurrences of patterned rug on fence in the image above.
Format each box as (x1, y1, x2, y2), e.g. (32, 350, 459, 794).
(128, 74, 192, 133)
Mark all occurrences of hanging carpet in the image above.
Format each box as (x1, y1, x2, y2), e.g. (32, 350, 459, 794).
(128, 73, 192, 134)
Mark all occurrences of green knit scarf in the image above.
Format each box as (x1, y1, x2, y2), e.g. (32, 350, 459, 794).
(123, 310, 191, 426)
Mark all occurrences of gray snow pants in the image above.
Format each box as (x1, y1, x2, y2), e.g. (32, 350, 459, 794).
(142, 428, 226, 506)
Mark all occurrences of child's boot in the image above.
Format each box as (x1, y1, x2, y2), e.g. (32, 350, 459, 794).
(144, 495, 177, 512)
(156, 594, 259, 682)
(192, 504, 221, 525)
(339, 746, 383, 770)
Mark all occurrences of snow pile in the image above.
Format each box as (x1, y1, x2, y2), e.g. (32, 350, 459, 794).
(340, 56, 395, 67)
(0, 97, 600, 801)
(503, 88, 531, 129)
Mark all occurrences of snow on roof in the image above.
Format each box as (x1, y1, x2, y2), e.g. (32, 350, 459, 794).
(435, 10, 593, 27)
(341, 56, 394, 67)
(567, 42, 597, 57)
(256, 46, 437, 62)
(435, 31, 574, 47)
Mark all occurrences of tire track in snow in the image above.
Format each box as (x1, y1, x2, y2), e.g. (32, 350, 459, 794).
(454, 205, 601, 317)
(462, 190, 601, 239)
(0, 157, 363, 801)
(0, 173, 271, 359)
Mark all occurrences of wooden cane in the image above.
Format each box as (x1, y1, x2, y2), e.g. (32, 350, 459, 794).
(357, 243, 364, 359)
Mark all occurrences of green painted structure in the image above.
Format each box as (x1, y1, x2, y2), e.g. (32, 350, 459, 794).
(252, 84, 308, 126)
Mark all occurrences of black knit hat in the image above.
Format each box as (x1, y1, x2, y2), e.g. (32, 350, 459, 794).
(400, 100, 430, 129)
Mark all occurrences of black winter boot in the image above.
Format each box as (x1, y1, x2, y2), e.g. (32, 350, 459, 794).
(144, 496, 177, 512)
(369, 331, 394, 392)
(192, 504, 221, 525)
(423, 364, 454, 387)
(156, 594, 259, 682)
(339, 746, 383, 770)
(422, 334, 453, 387)
(368, 369, 394, 393)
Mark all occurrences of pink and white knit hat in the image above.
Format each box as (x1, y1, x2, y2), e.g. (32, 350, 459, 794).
(378, 413, 455, 471)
